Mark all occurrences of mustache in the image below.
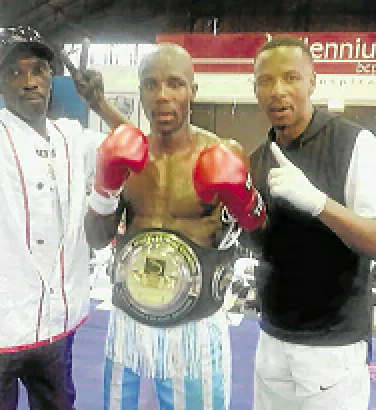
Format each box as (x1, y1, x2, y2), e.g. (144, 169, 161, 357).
(19, 91, 45, 99)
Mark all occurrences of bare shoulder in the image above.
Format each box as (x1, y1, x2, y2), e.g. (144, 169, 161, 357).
(222, 138, 244, 157)
(190, 124, 221, 145)
(190, 124, 245, 157)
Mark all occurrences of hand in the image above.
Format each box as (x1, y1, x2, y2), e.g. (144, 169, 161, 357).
(95, 123, 149, 195)
(193, 144, 266, 231)
(72, 69, 104, 111)
(268, 142, 326, 216)
(59, 49, 104, 112)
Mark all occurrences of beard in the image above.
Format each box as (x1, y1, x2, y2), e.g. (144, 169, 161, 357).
(275, 125, 287, 131)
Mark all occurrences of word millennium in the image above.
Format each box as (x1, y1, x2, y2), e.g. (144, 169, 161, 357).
(266, 33, 376, 74)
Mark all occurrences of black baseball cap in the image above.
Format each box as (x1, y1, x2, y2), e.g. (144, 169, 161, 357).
(0, 26, 55, 67)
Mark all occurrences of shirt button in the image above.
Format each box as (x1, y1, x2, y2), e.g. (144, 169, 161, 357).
(36, 239, 44, 245)
(37, 182, 44, 190)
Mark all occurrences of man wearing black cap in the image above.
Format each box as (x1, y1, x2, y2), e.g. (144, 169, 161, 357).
(0, 26, 129, 409)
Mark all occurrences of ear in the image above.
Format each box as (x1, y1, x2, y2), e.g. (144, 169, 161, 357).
(139, 86, 145, 106)
(191, 83, 198, 101)
(0, 74, 5, 94)
(309, 71, 316, 96)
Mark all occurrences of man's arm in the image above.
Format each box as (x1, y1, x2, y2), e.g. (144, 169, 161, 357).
(85, 124, 148, 248)
(318, 200, 376, 258)
(84, 198, 125, 249)
(60, 50, 127, 129)
(318, 129, 376, 258)
(90, 97, 127, 130)
(269, 130, 376, 259)
(70, 69, 127, 130)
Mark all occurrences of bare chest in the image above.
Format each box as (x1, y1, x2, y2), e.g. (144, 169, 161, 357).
(123, 154, 202, 218)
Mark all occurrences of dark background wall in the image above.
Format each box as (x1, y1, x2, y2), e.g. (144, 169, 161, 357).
(191, 103, 269, 155)
(191, 102, 376, 155)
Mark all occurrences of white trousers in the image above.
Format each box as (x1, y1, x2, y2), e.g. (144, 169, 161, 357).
(254, 330, 370, 410)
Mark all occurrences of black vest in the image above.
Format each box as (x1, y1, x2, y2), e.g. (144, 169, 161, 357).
(250, 108, 372, 345)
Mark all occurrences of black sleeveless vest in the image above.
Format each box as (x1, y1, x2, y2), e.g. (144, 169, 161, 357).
(250, 108, 372, 345)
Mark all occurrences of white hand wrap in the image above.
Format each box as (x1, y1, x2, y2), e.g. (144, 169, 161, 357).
(268, 142, 327, 217)
(88, 188, 120, 215)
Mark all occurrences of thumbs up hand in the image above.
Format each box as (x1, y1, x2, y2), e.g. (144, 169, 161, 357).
(268, 142, 327, 216)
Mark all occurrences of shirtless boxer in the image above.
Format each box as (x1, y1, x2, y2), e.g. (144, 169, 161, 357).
(85, 43, 265, 410)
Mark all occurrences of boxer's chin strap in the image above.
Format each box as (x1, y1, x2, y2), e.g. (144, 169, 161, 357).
(218, 206, 243, 250)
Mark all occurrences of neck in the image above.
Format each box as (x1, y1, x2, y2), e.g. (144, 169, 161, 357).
(150, 124, 193, 156)
(10, 109, 48, 140)
(29, 118, 48, 140)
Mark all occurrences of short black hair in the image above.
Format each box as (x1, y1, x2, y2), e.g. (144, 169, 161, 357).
(255, 37, 313, 63)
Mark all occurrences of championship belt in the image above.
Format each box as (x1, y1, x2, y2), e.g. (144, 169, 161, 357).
(112, 228, 235, 327)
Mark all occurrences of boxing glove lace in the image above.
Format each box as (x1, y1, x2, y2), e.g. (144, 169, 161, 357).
(193, 144, 266, 231)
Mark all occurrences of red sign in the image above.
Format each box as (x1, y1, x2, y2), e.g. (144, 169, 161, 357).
(156, 33, 376, 75)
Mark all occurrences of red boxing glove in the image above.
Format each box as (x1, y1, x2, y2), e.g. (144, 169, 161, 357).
(193, 144, 266, 231)
(95, 123, 149, 194)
